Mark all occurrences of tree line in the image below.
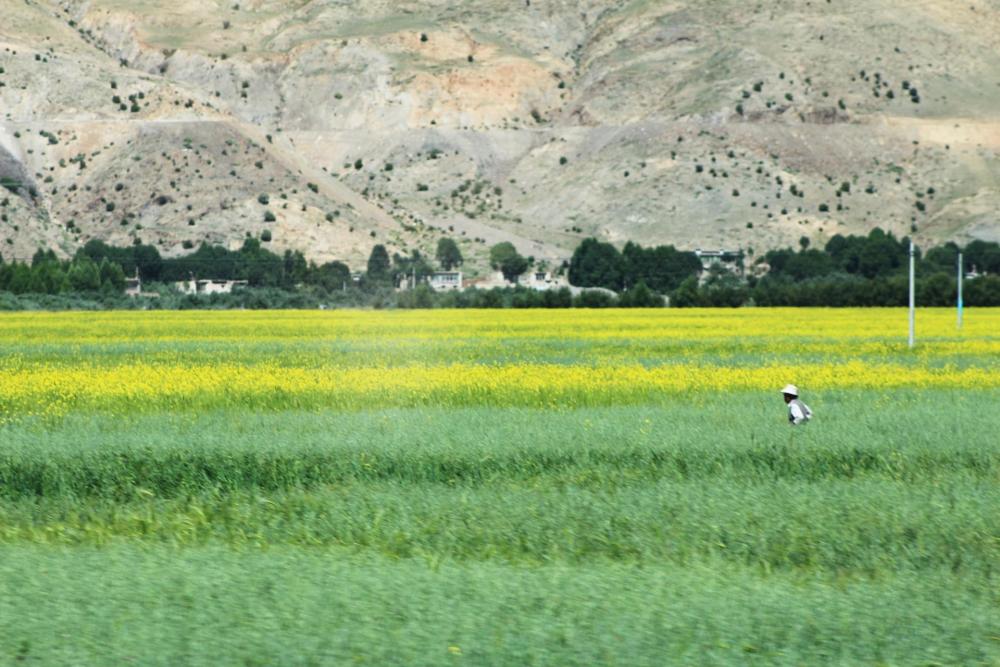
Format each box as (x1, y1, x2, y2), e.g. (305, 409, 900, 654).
(567, 230, 1000, 307)
(747, 230, 1000, 307)
(568, 239, 704, 293)
(2, 229, 1000, 307)
(0, 248, 127, 295)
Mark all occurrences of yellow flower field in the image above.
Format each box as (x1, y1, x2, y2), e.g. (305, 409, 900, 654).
(1, 308, 997, 416)
(2, 360, 999, 417)
(1, 307, 997, 343)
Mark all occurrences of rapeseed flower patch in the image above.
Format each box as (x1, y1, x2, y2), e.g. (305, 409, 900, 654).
(1, 309, 996, 417)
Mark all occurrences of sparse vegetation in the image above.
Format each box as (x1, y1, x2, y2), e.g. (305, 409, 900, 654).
(0, 0, 992, 307)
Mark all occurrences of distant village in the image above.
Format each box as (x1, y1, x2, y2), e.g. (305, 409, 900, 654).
(121, 248, 745, 299)
(414, 249, 742, 295)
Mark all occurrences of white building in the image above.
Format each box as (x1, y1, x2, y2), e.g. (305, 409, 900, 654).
(522, 271, 570, 291)
(125, 275, 142, 297)
(174, 279, 249, 295)
(428, 271, 463, 291)
(463, 271, 513, 290)
(124, 271, 159, 298)
(695, 249, 744, 275)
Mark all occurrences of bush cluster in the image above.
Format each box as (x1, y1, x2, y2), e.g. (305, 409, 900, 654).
(6, 228, 1000, 309)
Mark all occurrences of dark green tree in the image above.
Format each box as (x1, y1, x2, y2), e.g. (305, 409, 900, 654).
(621, 242, 701, 292)
(237, 238, 283, 286)
(568, 238, 625, 291)
(393, 250, 434, 285)
(917, 272, 954, 306)
(309, 260, 351, 291)
(398, 283, 435, 308)
(922, 242, 961, 277)
(699, 268, 749, 307)
(617, 282, 663, 307)
(7, 263, 32, 294)
(282, 250, 309, 287)
(825, 234, 866, 274)
(35, 261, 68, 294)
(489, 242, 529, 282)
(858, 232, 905, 278)
(132, 244, 163, 280)
(99, 259, 126, 292)
(573, 289, 616, 308)
(31, 248, 58, 266)
(67, 257, 102, 291)
(435, 237, 464, 270)
(366, 244, 392, 284)
(964, 240, 1000, 274)
(767, 249, 835, 280)
(966, 275, 1000, 306)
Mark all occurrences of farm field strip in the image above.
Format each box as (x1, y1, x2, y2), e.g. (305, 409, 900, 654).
(2, 308, 999, 344)
(1, 309, 999, 419)
(4, 361, 1000, 418)
(2, 545, 993, 666)
(0, 309, 997, 665)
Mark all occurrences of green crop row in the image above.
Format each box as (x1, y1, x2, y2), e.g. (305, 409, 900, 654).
(1, 545, 996, 666)
(0, 399, 997, 578)
(1, 397, 996, 500)
(2, 477, 996, 574)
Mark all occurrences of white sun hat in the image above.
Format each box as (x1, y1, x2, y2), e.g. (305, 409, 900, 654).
(781, 384, 799, 396)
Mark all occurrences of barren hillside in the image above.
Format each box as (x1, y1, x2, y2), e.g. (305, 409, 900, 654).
(2, 0, 1000, 272)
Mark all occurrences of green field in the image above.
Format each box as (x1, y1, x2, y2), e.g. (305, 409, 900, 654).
(0, 310, 998, 665)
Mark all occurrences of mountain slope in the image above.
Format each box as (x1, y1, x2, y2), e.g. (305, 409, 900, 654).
(2, 0, 1000, 270)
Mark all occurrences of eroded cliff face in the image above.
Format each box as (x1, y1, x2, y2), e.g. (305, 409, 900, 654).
(0, 124, 34, 197)
(2, 0, 1000, 269)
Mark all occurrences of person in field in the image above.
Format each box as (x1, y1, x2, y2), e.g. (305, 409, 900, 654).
(781, 384, 812, 426)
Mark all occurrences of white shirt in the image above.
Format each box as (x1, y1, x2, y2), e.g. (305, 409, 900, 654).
(788, 399, 812, 425)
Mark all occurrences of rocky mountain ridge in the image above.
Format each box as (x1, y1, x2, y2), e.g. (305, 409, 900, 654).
(2, 0, 999, 272)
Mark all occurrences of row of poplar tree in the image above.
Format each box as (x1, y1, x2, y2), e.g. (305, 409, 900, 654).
(3, 229, 1000, 307)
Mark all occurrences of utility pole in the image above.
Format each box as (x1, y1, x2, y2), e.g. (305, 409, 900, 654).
(908, 240, 916, 349)
(957, 251, 964, 330)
